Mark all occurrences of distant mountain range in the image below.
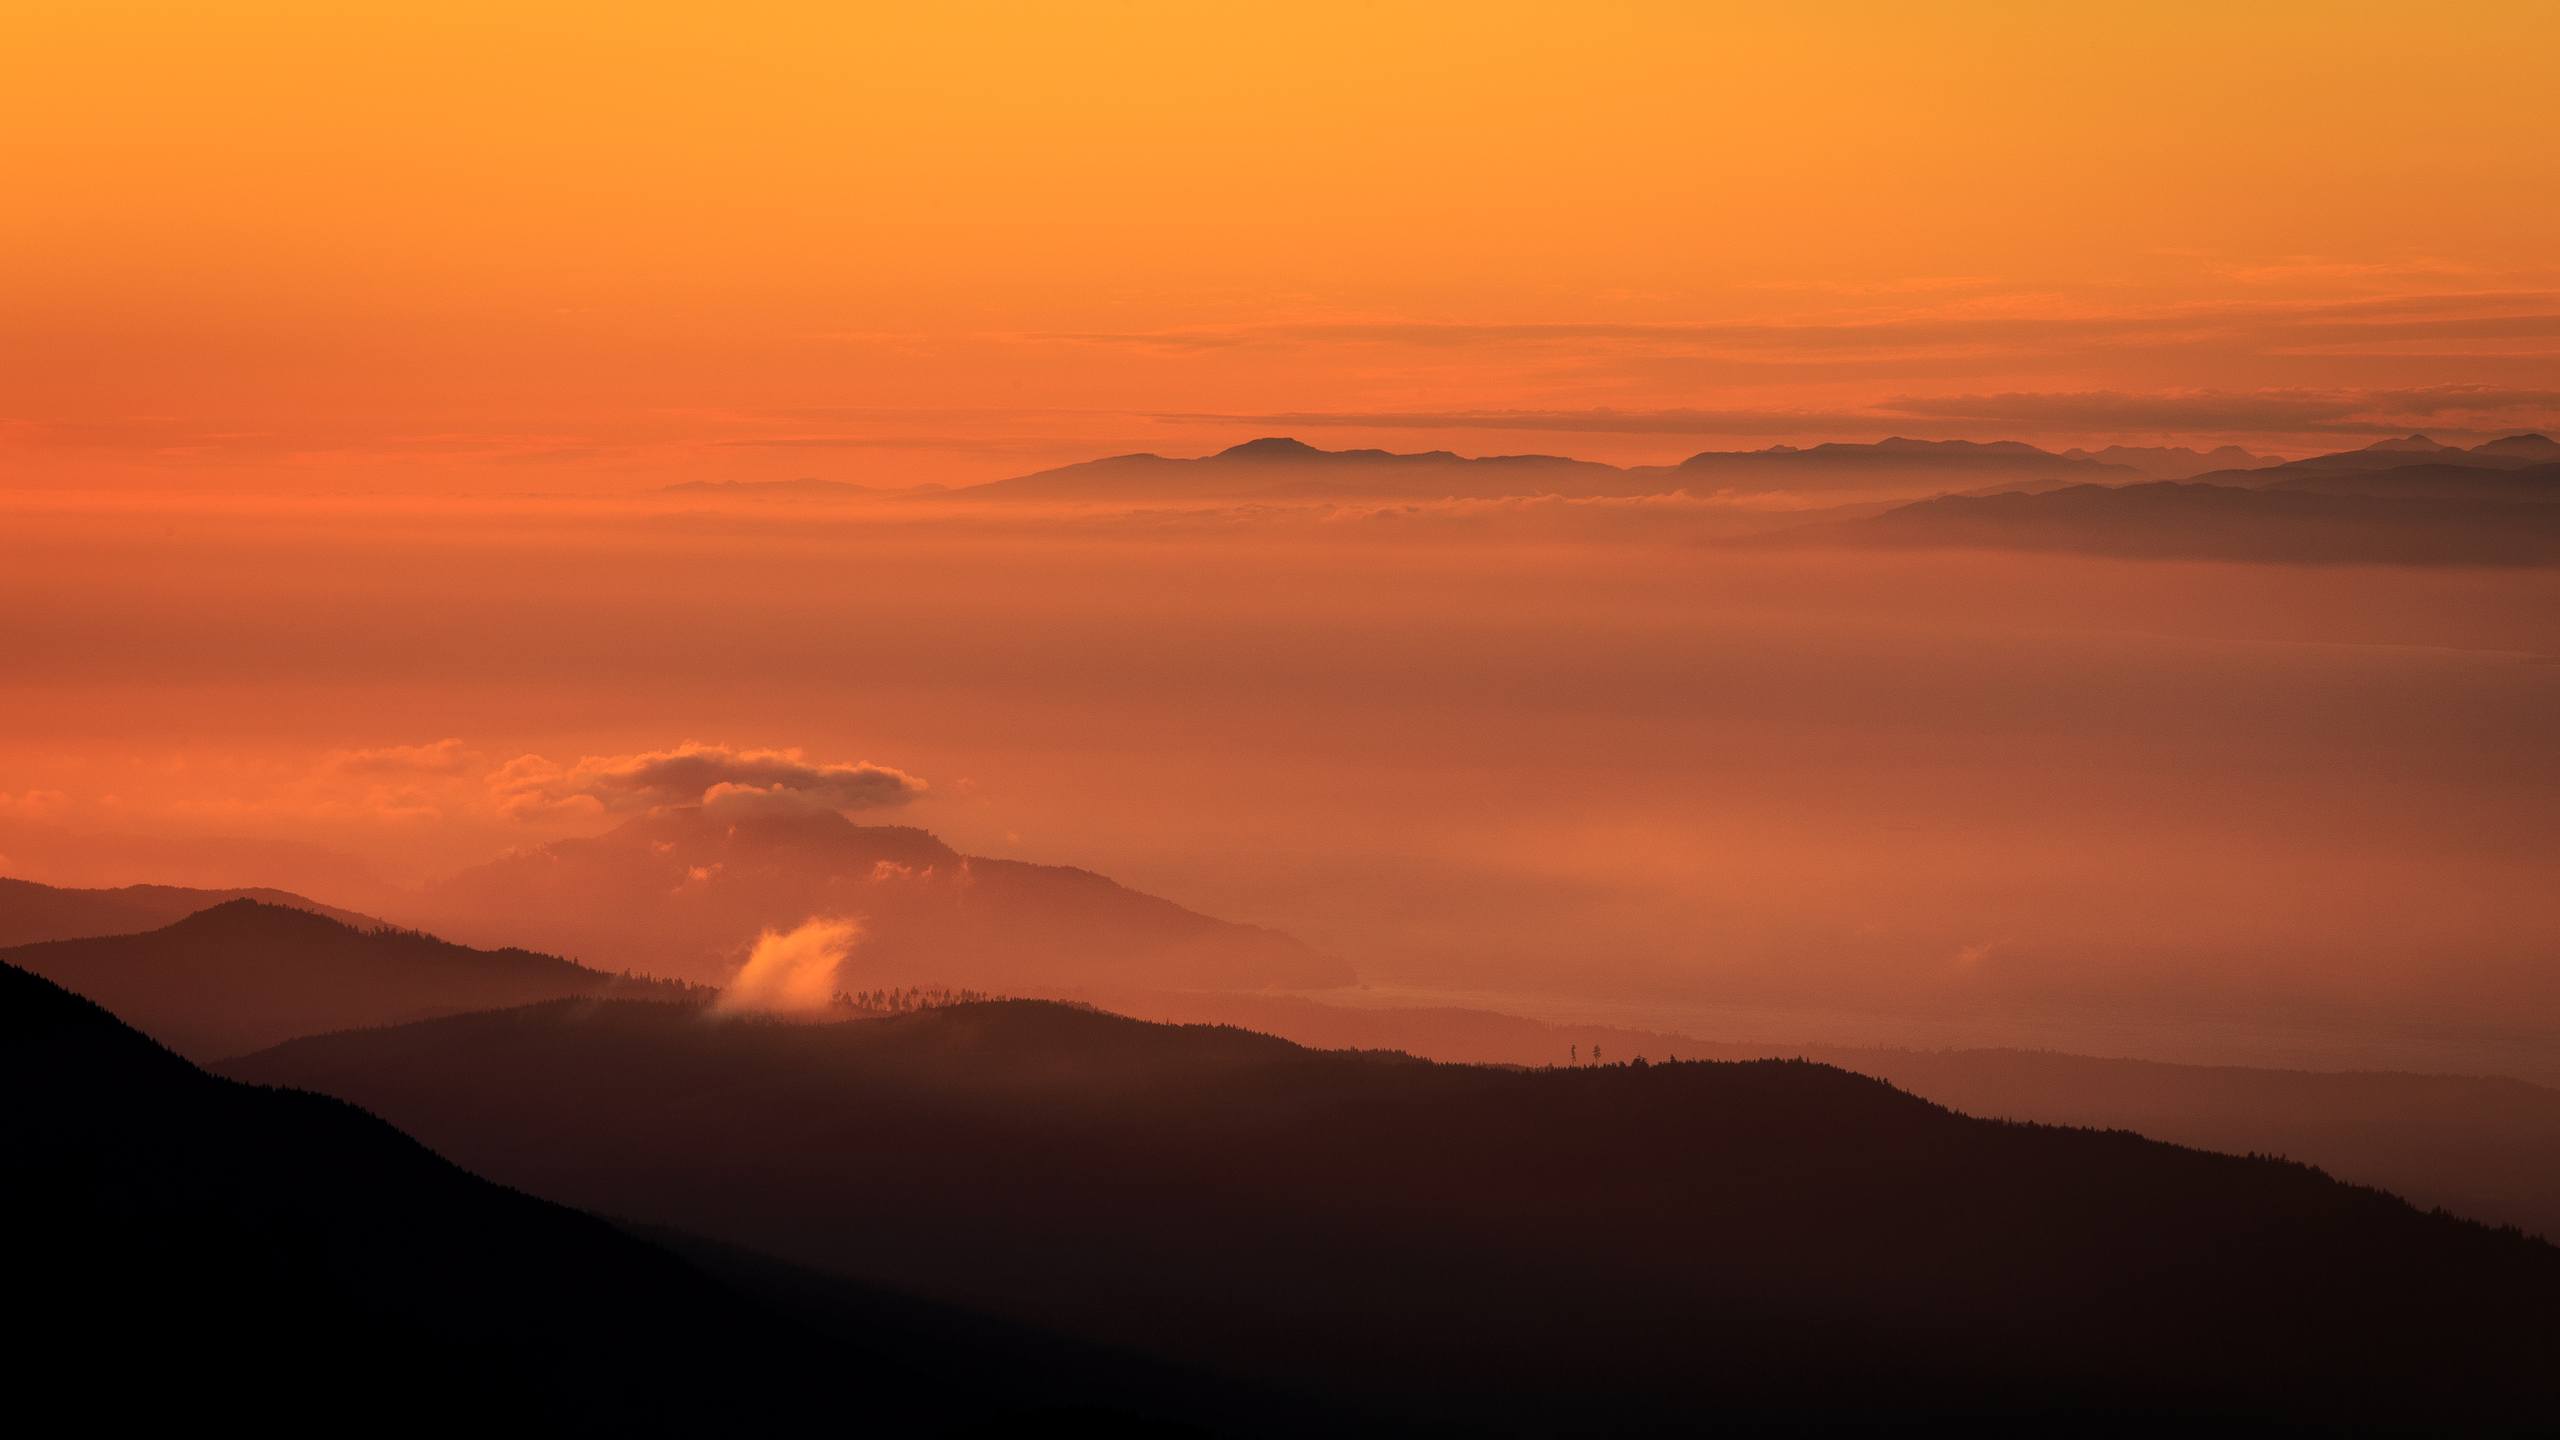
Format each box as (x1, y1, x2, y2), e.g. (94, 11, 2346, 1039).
(2193, 432, 2560, 485)
(0, 874, 376, 947)
(1783, 432, 2560, 565)
(0, 957, 1277, 1433)
(405, 805, 1349, 991)
(959, 434, 2147, 503)
(223, 994, 2560, 1429)
(667, 434, 2560, 553)
(0, 898, 696, 1058)
(2063, 443, 2278, 477)
(1826, 475, 2560, 566)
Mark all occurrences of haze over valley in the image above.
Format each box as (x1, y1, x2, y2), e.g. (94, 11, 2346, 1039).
(9, 3, 2559, 1429)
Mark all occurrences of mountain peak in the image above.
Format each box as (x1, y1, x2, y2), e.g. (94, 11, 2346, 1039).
(164, 896, 342, 936)
(2474, 432, 2559, 457)
(1214, 437, 1325, 461)
(2362, 434, 2454, 453)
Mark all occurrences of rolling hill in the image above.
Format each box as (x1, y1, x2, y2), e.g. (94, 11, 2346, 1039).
(225, 996, 2560, 1431)
(1089, 989, 2560, 1241)
(0, 899, 698, 1059)
(0, 874, 377, 947)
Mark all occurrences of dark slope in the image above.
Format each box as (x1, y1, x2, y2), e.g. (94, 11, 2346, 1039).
(0, 873, 379, 946)
(2, 960, 804, 1431)
(1791, 1046, 2560, 1244)
(1, 960, 1299, 1435)
(1823, 480, 2560, 565)
(413, 805, 1347, 990)
(1085, 989, 2560, 1240)
(0, 899, 698, 1059)
(227, 998, 2560, 1431)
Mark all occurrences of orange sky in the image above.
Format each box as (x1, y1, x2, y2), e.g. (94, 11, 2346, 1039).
(6, 1, 2559, 490)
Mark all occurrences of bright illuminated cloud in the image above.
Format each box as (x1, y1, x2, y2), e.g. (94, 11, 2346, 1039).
(713, 915, 862, 1015)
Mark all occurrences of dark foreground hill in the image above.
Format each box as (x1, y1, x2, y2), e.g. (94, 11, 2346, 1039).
(0, 899, 698, 1059)
(1089, 989, 2560, 1241)
(0, 960, 1294, 1434)
(0, 873, 378, 946)
(227, 998, 2560, 1431)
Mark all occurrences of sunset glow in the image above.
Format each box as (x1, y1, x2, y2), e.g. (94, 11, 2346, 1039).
(8, 5, 2559, 1431)
(7, 2, 2558, 491)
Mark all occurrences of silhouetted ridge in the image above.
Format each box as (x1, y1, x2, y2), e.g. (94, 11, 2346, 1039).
(1821, 480, 2560, 565)
(0, 873, 379, 947)
(0, 959, 806, 1430)
(2475, 432, 2560, 457)
(164, 893, 359, 936)
(0, 899, 697, 1058)
(225, 996, 2560, 1430)
(1215, 435, 1326, 460)
(964, 434, 2142, 504)
(0, 961, 1280, 1433)
(2186, 432, 2560, 487)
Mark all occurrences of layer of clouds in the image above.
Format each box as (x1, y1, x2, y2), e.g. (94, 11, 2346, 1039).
(490, 742, 926, 821)
(713, 915, 861, 1015)
(326, 737, 477, 776)
(1047, 291, 2560, 357)
(1160, 384, 2560, 445)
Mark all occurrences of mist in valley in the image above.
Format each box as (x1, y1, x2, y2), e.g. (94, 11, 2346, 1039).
(6, 485, 2551, 1080)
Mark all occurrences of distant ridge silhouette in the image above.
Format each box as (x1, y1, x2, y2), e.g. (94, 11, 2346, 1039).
(0, 899, 698, 1059)
(1821, 479, 2560, 566)
(0, 873, 378, 946)
(961, 435, 2137, 503)
(2191, 432, 2560, 486)
(677, 432, 2560, 512)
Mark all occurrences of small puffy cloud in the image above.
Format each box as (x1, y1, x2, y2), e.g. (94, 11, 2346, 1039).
(0, 789, 71, 818)
(490, 741, 925, 821)
(327, 738, 476, 776)
(714, 916, 861, 1015)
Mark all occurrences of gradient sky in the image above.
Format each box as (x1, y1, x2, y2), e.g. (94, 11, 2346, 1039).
(6, 0, 2559, 489)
